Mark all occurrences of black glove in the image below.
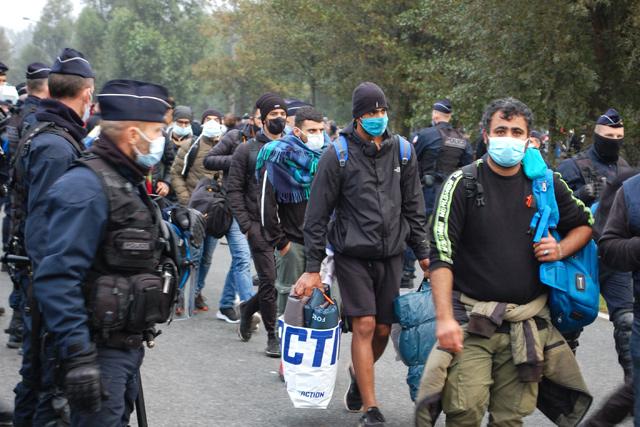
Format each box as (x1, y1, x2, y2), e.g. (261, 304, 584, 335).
(63, 345, 105, 413)
(575, 183, 597, 204)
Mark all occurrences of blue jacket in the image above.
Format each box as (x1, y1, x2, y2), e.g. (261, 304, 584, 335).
(22, 100, 86, 268)
(33, 165, 107, 360)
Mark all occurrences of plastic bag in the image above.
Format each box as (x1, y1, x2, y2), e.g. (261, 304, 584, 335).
(278, 318, 342, 409)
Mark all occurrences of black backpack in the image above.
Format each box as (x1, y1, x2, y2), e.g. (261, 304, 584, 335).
(188, 177, 233, 238)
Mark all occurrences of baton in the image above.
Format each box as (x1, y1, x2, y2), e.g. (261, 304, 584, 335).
(135, 369, 148, 427)
(1, 253, 30, 264)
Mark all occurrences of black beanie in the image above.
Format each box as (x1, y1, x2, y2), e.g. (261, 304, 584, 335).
(201, 108, 223, 122)
(258, 93, 287, 121)
(352, 82, 388, 118)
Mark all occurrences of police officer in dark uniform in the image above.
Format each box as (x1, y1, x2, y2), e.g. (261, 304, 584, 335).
(557, 108, 633, 381)
(33, 79, 177, 426)
(11, 48, 94, 426)
(402, 99, 472, 287)
(4, 62, 50, 349)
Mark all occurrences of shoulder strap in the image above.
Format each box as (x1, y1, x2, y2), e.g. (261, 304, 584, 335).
(530, 169, 560, 242)
(460, 160, 485, 207)
(397, 135, 411, 165)
(331, 135, 349, 167)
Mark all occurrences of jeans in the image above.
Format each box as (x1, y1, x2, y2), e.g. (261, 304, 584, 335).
(193, 219, 254, 309)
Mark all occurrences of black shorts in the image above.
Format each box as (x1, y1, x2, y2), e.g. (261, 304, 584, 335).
(334, 252, 403, 325)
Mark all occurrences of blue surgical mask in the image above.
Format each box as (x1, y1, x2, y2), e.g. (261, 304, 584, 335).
(487, 136, 527, 167)
(522, 146, 547, 179)
(173, 124, 192, 138)
(134, 128, 165, 168)
(360, 114, 388, 137)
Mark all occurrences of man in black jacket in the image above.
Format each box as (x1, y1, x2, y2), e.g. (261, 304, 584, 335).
(294, 82, 430, 426)
(226, 93, 287, 357)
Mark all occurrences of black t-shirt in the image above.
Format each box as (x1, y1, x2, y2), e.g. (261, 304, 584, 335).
(430, 160, 592, 304)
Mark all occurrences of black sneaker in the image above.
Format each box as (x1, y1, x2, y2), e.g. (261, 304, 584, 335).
(0, 398, 12, 426)
(359, 407, 386, 426)
(216, 307, 239, 323)
(265, 337, 281, 358)
(344, 366, 362, 412)
(400, 271, 416, 289)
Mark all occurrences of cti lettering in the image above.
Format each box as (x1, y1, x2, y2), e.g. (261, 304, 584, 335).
(282, 325, 341, 367)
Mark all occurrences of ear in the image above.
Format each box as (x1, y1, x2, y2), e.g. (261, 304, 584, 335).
(127, 126, 139, 145)
(482, 128, 489, 145)
(292, 127, 302, 138)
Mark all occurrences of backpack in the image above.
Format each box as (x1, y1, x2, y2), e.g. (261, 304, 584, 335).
(188, 177, 233, 238)
(330, 134, 412, 167)
(461, 162, 599, 334)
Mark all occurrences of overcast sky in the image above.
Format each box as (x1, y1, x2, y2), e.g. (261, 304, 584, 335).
(1, 0, 83, 32)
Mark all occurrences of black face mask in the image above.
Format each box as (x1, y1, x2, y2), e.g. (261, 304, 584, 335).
(266, 117, 286, 135)
(593, 133, 623, 163)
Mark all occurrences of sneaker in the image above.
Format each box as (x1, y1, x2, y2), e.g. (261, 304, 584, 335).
(194, 294, 209, 312)
(400, 271, 415, 289)
(0, 398, 12, 426)
(265, 337, 281, 358)
(344, 366, 362, 412)
(252, 275, 260, 287)
(238, 302, 254, 342)
(359, 407, 386, 426)
(216, 307, 239, 323)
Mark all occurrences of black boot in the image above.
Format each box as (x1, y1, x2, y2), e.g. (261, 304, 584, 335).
(581, 382, 633, 426)
(0, 399, 12, 426)
(612, 310, 633, 382)
(5, 308, 24, 349)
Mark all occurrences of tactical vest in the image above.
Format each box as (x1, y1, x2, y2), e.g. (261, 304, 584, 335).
(78, 154, 175, 347)
(622, 175, 640, 296)
(574, 150, 629, 186)
(78, 154, 163, 276)
(435, 126, 468, 176)
(9, 122, 84, 254)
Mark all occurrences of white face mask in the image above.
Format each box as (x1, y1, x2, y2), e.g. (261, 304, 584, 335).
(134, 128, 165, 168)
(202, 120, 225, 139)
(303, 131, 324, 151)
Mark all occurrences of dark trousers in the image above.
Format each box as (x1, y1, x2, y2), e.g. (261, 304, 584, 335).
(600, 266, 633, 318)
(244, 221, 277, 338)
(14, 272, 65, 427)
(71, 347, 144, 427)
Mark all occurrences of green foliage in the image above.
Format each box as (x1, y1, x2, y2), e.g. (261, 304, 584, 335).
(3, 0, 640, 165)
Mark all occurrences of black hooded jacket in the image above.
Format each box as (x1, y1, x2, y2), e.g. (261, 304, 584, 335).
(303, 122, 430, 272)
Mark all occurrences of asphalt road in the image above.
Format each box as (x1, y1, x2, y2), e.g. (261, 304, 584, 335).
(0, 246, 633, 426)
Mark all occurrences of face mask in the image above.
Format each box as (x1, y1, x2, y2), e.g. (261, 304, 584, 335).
(360, 114, 388, 137)
(173, 124, 192, 138)
(266, 117, 286, 135)
(202, 120, 225, 139)
(284, 125, 293, 135)
(487, 136, 527, 167)
(82, 103, 91, 123)
(303, 132, 324, 151)
(134, 128, 165, 168)
(593, 133, 622, 163)
(522, 146, 547, 179)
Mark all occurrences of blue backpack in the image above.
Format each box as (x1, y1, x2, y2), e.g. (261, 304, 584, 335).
(461, 163, 599, 334)
(331, 134, 412, 167)
(529, 169, 599, 334)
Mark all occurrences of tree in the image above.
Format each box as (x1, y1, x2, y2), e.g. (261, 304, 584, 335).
(32, 0, 75, 62)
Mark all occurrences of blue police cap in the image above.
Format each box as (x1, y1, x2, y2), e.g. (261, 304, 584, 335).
(26, 62, 51, 80)
(433, 98, 452, 114)
(50, 48, 94, 78)
(16, 82, 27, 96)
(98, 79, 170, 123)
(0, 62, 8, 74)
(285, 98, 311, 116)
(596, 108, 623, 128)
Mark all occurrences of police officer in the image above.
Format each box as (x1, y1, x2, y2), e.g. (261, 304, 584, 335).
(12, 48, 94, 426)
(33, 79, 176, 425)
(4, 62, 50, 349)
(402, 99, 473, 287)
(557, 108, 634, 381)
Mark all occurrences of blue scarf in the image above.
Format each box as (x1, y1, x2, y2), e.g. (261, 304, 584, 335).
(255, 134, 320, 204)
